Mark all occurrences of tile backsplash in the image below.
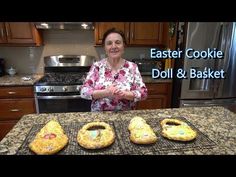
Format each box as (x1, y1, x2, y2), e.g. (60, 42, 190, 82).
(0, 30, 151, 74)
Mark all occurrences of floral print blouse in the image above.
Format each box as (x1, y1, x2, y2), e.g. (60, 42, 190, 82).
(80, 58, 148, 112)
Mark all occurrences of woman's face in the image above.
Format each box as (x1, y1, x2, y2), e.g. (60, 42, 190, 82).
(104, 32, 124, 60)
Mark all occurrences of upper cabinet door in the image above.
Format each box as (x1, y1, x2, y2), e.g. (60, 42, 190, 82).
(95, 22, 129, 45)
(5, 23, 34, 43)
(94, 22, 169, 47)
(2, 22, 43, 46)
(0, 23, 7, 43)
(129, 22, 167, 46)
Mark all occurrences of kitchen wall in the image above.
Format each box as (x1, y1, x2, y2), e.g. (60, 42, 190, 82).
(0, 30, 151, 74)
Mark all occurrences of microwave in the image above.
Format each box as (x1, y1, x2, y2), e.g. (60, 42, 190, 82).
(132, 59, 164, 76)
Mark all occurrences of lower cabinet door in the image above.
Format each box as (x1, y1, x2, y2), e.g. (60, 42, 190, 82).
(0, 120, 17, 141)
(136, 95, 168, 110)
(0, 98, 36, 121)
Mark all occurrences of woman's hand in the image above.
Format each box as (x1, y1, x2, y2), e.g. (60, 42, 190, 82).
(92, 84, 119, 99)
(92, 84, 134, 101)
(113, 90, 134, 101)
(107, 85, 128, 99)
(107, 85, 135, 101)
(106, 84, 120, 97)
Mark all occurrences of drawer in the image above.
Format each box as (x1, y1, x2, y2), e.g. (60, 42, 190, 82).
(0, 98, 36, 121)
(0, 86, 34, 98)
(146, 83, 170, 95)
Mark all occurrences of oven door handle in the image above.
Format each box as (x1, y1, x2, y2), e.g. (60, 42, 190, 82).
(36, 95, 82, 99)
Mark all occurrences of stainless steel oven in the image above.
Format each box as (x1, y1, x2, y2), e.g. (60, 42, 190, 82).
(35, 88, 92, 113)
(34, 55, 95, 113)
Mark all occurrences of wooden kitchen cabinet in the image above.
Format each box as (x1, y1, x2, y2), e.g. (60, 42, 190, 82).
(0, 22, 43, 46)
(136, 83, 172, 110)
(0, 86, 36, 140)
(0, 23, 7, 43)
(95, 22, 128, 45)
(0, 121, 17, 141)
(95, 22, 168, 47)
(129, 22, 168, 46)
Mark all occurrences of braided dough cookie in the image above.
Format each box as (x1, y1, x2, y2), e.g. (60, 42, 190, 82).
(128, 117, 157, 144)
(29, 120, 68, 155)
(77, 122, 115, 149)
(160, 118, 197, 141)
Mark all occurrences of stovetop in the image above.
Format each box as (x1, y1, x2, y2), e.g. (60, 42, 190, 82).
(35, 72, 87, 86)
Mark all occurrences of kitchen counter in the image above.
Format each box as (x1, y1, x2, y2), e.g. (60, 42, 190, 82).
(0, 74, 43, 86)
(142, 76, 172, 83)
(0, 74, 171, 85)
(0, 106, 235, 155)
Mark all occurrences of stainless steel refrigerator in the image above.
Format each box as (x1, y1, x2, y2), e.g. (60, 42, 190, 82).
(173, 22, 236, 108)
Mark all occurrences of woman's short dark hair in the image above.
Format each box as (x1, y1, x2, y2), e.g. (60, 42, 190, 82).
(102, 28, 127, 45)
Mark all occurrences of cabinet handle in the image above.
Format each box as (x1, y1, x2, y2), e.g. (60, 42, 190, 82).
(126, 32, 129, 40)
(8, 91, 16, 95)
(10, 109, 20, 112)
(131, 32, 134, 39)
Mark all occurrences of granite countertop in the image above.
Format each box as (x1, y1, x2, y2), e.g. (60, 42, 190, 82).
(0, 106, 235, 155)
(0, 74, 44, 86)
(0, 74, 170, 85)
(142, 76, 172, 83)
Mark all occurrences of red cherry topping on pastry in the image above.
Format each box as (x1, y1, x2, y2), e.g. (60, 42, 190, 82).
(44, 133, 57, 139)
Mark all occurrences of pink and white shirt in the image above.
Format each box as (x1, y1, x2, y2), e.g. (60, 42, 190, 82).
(81, 58, 148, 111)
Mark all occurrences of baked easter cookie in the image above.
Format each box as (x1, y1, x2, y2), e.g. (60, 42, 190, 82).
(77, 122, 115, 149)
(29, 120, 68, 155)
(128, 116, 157, 144)
(160, 118, 197, 141)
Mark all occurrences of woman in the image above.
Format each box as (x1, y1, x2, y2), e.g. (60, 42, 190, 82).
(81, 28, 148, 111)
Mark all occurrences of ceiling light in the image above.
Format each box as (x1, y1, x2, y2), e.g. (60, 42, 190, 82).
(81, 23, 88, 29)
(40, 23, 49, 29)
